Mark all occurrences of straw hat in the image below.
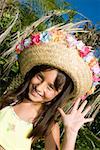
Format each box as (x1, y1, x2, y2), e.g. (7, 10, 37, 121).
(18, 30, 93, 100)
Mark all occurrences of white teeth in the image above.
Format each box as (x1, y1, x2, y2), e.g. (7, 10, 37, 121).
(31, 85, 43, 97)
(32, 90, 41, 97)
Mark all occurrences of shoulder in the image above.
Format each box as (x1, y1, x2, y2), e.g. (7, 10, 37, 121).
(0, 106, 11, 113)
(51, 122, 60, 134)
(45, 122, 60, 150)
(0, 106, 11, 117)
(45, 121, 60, 137)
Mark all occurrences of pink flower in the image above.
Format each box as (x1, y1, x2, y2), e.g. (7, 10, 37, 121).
(91, 63, 100, 75)
(31, 34, 40, 45)
(93, 75, 100, 82)
(79, 46, 91, 57)
(81, 95, 87, 101)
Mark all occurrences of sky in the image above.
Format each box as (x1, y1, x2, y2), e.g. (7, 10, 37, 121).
(19, 0, 100, 25)
(66, 0, 100, 24)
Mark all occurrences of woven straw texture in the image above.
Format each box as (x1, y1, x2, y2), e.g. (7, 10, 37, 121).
(19, 41, 92, 100)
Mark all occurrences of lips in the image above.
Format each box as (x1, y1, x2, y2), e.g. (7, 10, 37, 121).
(31, 90, 39, 97)
(31, 85, 43, 98)
(31, 84, 43, 98)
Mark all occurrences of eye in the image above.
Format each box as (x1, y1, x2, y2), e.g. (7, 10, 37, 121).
(36, 73, 43, 81)
(48, 84, 55, 91)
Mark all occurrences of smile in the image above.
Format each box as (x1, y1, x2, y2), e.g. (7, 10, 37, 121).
(31, 85, 43, 98)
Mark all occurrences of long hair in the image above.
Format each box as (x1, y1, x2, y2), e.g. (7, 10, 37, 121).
(1, 64, 74, 141)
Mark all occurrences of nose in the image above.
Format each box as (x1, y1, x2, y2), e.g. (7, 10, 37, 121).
(36, 81, 46, 96)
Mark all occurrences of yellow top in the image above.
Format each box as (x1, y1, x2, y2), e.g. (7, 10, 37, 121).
(0, 106, 33, 150)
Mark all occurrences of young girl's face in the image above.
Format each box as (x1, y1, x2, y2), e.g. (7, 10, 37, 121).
(28, 69, 61, 103)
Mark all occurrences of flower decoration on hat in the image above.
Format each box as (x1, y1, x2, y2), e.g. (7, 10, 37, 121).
(15, 30, 100, 100)
(65, 34, 100, 99)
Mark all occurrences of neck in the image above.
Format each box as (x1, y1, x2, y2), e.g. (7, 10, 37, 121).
(13, 98, 43, 123)
(22, 98, 43, 112)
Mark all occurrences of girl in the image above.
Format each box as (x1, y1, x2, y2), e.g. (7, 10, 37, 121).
(0, 18, 99, 150)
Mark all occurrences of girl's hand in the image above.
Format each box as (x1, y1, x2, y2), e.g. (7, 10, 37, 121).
(58, 98, 94, 134)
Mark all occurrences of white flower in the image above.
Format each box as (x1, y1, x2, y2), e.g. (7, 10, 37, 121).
(66, 34, 77, 47)
(24, 38, 31, 47)
(76, 41, 85, 50)
(84, 52, 94, 63)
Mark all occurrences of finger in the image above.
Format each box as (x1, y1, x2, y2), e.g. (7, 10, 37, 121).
(58, 107, 66, 118)
(82, 105, 91, 117)
(78, 100, 87, 113)
(84, 117, 94, 123)
(72, 98, 81, 112)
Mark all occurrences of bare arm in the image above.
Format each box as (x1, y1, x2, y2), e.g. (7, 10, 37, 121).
(61, 128, 77, 150)
(58, 99, 94, 150)
(45, 122, 60, 150)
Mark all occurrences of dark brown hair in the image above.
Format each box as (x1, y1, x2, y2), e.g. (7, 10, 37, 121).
(1, 64, 74, 142)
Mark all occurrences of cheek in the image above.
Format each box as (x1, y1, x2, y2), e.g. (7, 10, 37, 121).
(31, 77, 41, 85)
(46, 90, 58, 100)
